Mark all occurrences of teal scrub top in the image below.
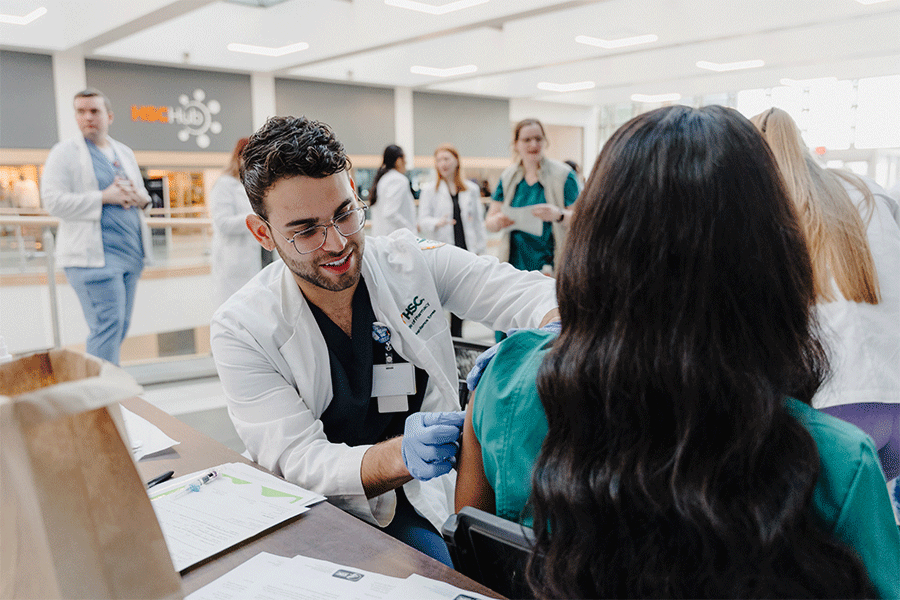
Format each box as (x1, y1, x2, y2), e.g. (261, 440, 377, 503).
(472, 329, 900, 598)
(492, 171, 579, 272)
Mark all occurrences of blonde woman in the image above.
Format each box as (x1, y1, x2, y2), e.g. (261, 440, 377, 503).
(484, 119, 580, 275)
(752, 108, 900, 482)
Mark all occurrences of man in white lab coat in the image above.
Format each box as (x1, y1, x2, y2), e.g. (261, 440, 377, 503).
(210, 116, 558, 564)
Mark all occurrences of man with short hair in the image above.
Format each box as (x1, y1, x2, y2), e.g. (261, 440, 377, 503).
(41, 88, 152, 365)
(211, 116, 559, 564)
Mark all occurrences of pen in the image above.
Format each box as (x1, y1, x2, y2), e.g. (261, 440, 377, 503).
(170, 470, 219, 499)
(146, 470, 174, 489)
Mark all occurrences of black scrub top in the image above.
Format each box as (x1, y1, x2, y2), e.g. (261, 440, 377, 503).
(310, 277, 427, 446)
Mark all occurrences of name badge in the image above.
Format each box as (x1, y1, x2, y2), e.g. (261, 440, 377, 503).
(372, 363, 416, 413)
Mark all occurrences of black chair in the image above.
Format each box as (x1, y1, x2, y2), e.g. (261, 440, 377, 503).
(442, 506, 535, 599)
(451, 338, 492, 409)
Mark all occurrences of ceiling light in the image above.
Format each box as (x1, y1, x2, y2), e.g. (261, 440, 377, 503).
(0, 7, 47, 25)
(780, 77, 838, 86)
(696, 59, 765, 72)
(575, 34, 658, 49)
(227, 41, 309, 57)
(410, 64, 477, 77)
(537, 81, 596, 93)
(385, 0, 489, 15)
(631, 93, 681, 103)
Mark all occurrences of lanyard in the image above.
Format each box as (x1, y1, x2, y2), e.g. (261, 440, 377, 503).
(372, 321, 393, 364)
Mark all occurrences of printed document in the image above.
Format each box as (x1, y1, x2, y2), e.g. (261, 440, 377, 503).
(150, 462, 325, 571)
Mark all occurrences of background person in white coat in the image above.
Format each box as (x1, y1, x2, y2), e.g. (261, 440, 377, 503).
(368, 145, 416, 237)
(210, 137, 270, 306)
(418, 143, 487, 337)
(41, 88, 152, 365)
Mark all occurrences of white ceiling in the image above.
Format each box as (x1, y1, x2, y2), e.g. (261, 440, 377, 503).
(2, 0, 899, 107)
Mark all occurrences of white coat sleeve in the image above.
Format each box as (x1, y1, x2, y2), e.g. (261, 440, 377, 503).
(210, 316, 395, 526)
(424, 243, 557, 330)
(417, 185, 442, 236)
(377, 175, 416, 232)
(40, 144, 103, 221)
(210, 178, 252, 236)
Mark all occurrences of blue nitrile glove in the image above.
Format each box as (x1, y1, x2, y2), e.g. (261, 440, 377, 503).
(466, 320, 561, 391)
(401, 411, 465, 481)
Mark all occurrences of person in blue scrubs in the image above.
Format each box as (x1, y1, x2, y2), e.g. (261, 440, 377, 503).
(42, 89, 151, 365)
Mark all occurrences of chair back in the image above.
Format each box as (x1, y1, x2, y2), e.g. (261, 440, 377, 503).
(441, 506, 534, 599)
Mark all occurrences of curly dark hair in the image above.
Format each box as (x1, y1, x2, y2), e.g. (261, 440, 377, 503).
(241, 116, 351, 219)
(527, 105, 873, 598)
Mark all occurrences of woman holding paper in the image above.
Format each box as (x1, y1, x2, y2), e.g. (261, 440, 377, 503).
(484, 118, 580, 275)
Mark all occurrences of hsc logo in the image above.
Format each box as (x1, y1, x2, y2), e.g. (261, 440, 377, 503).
(131, 89, 222, 148)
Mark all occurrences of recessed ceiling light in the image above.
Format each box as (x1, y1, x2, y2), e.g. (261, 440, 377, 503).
(696, 59, 765, 72)
(385, 0, 489, 15)
(631, 93, 681, 103)
(575, 34, 658, 49)
(780, 77, 838, 86)
(0, 7, 47, 25)
(227, 41, 309, 57)
(410, 64, 478, 77)
(537, 81, 596, 93)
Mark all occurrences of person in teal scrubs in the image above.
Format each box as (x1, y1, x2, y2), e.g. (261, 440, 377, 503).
(457, 106, 900, 599)
(485, 118, 579, 340)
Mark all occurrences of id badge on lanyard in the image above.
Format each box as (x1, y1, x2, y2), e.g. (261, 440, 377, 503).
(371, 322, 416, 413)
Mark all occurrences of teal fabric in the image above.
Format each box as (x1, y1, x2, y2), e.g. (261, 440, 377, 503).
(472, 331, 900, 598)
(492, 171, 579, 272)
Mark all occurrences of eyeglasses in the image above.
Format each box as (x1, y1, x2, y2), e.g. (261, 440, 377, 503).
(264, 202, 367, 255)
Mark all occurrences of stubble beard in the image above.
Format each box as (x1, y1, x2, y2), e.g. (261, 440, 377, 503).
(274, 238, 363, 293)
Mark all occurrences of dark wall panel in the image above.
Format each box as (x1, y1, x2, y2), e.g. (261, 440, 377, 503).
(0, 51, 58, 149)
(413, 92, 509, 158)
(85, 60, 252, 152)
(275, 79, 394, 156)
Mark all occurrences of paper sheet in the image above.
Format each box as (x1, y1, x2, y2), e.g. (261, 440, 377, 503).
(500, 204, 545, 237)
(150, 463, 325, 572)
(187, 551, 496, 600)
(120, 404, 179, 459)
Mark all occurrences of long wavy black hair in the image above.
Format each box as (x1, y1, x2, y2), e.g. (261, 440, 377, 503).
(527, 105, 873, 598)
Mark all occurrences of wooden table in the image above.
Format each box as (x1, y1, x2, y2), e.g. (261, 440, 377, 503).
(122, 397, 503, 598)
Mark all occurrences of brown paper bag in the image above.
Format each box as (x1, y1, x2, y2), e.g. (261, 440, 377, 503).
(0, 350, 183, 600)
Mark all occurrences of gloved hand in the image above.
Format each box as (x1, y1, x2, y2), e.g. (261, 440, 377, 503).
(465, 320, 561, 391)
(401, 411, 465, 481)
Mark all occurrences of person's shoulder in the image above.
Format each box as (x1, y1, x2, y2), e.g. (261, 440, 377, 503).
(785, 398, 876, 471)
(213, 261, 285, 325)
(495, 329, 555, 363)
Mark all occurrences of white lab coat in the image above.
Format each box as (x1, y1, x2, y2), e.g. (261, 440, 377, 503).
(417, 179, 487, 255)
(370, 169, 416, 237)
(814, 179, 900, 408)
(210, 230, 558, 530)
(209, 173, 263, 306)
(41, 136, 153, 268)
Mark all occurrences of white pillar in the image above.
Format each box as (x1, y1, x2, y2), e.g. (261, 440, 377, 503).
(51, 50, 87, 142)
(394, 87, 414, 168)
(250, 72, 276, 131)
(583, 105, 601, 179)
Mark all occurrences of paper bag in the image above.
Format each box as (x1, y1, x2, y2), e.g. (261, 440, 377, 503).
(0, 350, 183, 600)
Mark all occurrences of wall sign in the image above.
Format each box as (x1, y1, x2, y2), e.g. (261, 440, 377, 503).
(131, 89, 223, 148)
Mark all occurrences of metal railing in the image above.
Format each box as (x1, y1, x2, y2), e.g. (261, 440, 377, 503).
(0, 213, 212, 350)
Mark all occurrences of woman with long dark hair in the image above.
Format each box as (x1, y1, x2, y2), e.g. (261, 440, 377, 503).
(456, 105, 899, 598)
(369, 144, 416, 237)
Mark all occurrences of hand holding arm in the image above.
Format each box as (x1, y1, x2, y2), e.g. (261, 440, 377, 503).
(401, 411, 465, 481)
